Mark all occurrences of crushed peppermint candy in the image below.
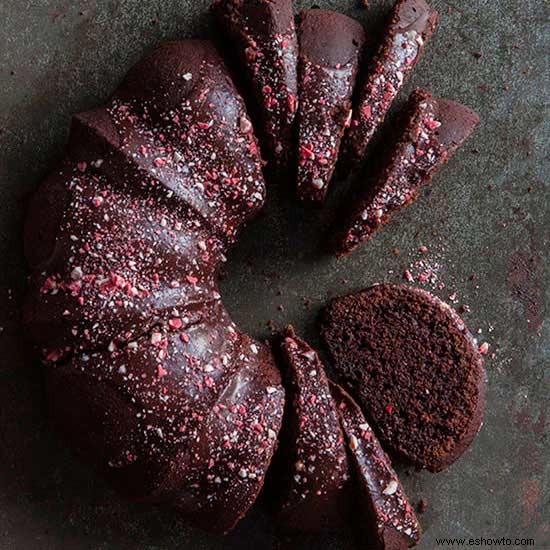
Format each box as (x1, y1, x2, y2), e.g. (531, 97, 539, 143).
(382, 480, 399, 495)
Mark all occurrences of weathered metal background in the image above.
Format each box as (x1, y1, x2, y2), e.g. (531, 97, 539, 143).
(0, 1, 548, 548)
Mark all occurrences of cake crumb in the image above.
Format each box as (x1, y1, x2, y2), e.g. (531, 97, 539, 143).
(417, 499, 428, 513)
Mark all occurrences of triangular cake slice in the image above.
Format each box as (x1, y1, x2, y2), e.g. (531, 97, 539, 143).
(272, 326, 350, 530)
(335, 88, 479, 256)
(330, 382, 421, 549)
(343, 0, 438, 169)
(212, 0, 298, 171)
(296, 9, 365, 202)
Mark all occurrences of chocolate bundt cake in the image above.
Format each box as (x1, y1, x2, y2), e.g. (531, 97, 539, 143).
(343, 0, 438, 167)
(320, 284, 487, 472)
(330, 382, 421, 549)
(296, 9, 365, 202)
(335, 88, 479, 256)
(273, 326, 350, 530)
(212, 0, 298, 170)
(23, 40, 285, 533)
(22, 0, 485, 539)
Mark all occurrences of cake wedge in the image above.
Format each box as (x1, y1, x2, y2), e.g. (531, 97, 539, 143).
(272, 326, 350, 530)
(212, 0, 298, 171)
(335, 89, 479, 257)
(296, 9, 365, 202)
(331, 381, 421, 549)
(343, 0, 438, 169)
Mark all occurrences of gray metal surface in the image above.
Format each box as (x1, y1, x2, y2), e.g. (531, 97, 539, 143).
(0, 1, 548, 548)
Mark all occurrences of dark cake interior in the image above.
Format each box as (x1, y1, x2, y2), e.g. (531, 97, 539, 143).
(321, 284, 487, 472)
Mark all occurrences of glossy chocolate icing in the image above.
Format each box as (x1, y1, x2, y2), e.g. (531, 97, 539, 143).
(212, 0, 298, 171)
(330, 382, 421, 549)
(273, 326, 350, 531)
(343, 0, 438, 168)
(23, 40, 285, 533)
(296, 9, 365, 202)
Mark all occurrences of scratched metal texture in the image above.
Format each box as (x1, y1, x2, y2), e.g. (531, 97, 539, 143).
(0, 0, 548, 548)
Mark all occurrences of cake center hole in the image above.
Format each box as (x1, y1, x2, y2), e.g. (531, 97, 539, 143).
(219, 182, 353, 344)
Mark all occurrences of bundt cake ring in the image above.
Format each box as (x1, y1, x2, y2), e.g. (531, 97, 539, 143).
(23, 40, 286, 534)
(22, 0, 485, 546)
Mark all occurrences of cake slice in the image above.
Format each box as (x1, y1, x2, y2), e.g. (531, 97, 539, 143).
(320, 284, 487, 472)
(330, 382, 421, 549)
(335, 89, 479, 256)
(212, 0, 298, 171)
(273, 326, 350, 530)
(296, 10, 365, 202)
(343, 0, 438, 167)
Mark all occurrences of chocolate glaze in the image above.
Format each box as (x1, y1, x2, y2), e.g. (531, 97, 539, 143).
(23, 167, 222, 353)
(296, 10, 365, 202)
(298, 9, 365, 68)
(330, 382, 421, 549)
(212, 0, 298, 171)
(343, 0, 438, 168)
(170, 333, 285, 533)
(273, 326, 350, 531)
(335, 88, 479, 257)
(24, 40, 266, 354)
(24, 40, 285, 533)
(321, 284, 487, 472)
